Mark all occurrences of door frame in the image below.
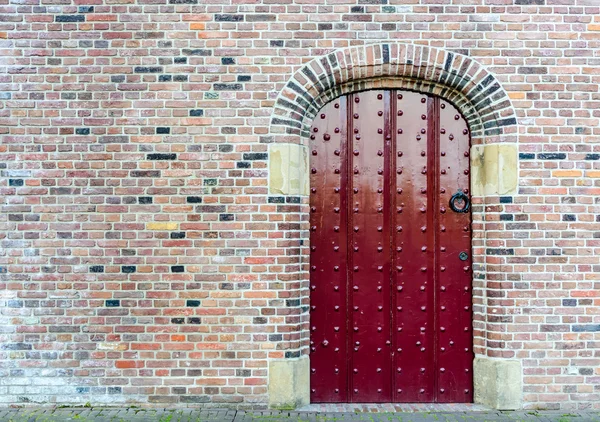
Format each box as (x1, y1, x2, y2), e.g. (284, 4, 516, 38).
(266, 43, 521, 410)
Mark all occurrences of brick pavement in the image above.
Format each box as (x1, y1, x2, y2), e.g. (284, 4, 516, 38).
(0, 408, 599, 422)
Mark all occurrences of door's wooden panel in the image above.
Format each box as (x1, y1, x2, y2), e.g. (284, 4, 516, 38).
(309, 97, 348, 403)
(309, 90, 473, 404)
(436, 98, 474, 403)
(348, 91, 391, 402)
(393, 91, 436, 402)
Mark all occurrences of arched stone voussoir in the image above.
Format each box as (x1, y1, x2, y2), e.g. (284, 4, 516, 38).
(270, 42, 517, 141)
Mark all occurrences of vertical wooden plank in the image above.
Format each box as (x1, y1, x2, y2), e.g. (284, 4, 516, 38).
(436, 98, 473, 403)
(393, 91, 435, 402)
(309, 97, 348, 403)
(348, 90, 391, 402)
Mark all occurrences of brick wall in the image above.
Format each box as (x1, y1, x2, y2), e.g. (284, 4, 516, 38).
(1, 0, 599, 410)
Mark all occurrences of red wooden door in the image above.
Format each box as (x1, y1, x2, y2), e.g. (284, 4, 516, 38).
(309, 89, 473, 403)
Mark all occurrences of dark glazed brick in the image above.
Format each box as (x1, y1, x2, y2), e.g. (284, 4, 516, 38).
(76, 128, 90, 135)
(318, 23, 333, 31)
(219, 145, 234, 152)
(106, 300, 120, 307)
(286, 196, 301, 204)
(189, 109, 204, 116)
(56, 15, 85, 22)
(186, 196, 202, 203)
(486, 248, 515, 255)
(518, 67, 547, 74)
(285, 351, 301, 358)
(182, 49, 211, 56)
(221, 58, 235, 65)
(1, 343, 32, 351)
(186, 300, 200, 307)
(563, 214, 576, 221)
(563, 299, 577, 307)
(9, 179, 24, 187)
(196, 205, 226, 213)
(585, 154, 600, 160)
(219, 214, 234, 221)
(519, 153, 535, 160)
(78, 6, 94, 12)
(159, 75, 172, 82)
(147, 153, 176, 160)
(214, 83, 243, 91)
(156, 127, 170, 134)
(268, 197, 285, 203)
(188, 317, 201, 324)
(122, 266, 136, 273)
(572, 325, 600, 332)
(215, 14, 244, 22)
(270, 40, 284, 47)
(351, 6, 365, 12)
(134, 67, 163, 73)
(237, 75, 251, 82)
(100, 135, 128, 144)
(500, 214, 513, 221)
(89, 266, 104, 273)
(171, 265, 184, 273)
(170, 232, 185, 239)
(237, 162, 250, 169)
(537, 153, 566, 160)
(139, 197, 152, 204)
(499, 196, 513, 203)
(246, 14, 276, 22)
(171, 318, 185, 324)
(174, 75, 188, 82)
(131, 171, 160, 177)
(243, 153, 268, 160)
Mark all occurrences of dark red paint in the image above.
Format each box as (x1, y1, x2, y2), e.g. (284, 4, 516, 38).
(309, 90, 473, 403)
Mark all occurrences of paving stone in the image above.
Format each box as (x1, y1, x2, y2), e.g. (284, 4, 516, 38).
(2, 408, 600, 422)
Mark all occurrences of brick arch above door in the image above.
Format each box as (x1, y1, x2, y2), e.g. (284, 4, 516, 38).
(269, 42, 517, 143)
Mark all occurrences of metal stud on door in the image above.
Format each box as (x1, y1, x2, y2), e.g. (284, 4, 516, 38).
(309, 90, 473, 403)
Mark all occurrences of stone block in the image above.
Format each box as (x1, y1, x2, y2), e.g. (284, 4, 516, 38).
(268, 355, 309, 409)
(474, 355, 522, 410)
(269, 144, 309, 196)
(471, 143, 518, 197)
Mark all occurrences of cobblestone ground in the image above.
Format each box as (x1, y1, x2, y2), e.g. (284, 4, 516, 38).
(0, 408, 599, 422)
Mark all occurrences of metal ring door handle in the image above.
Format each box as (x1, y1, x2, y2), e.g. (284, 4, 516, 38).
(449, 189, 470, 213)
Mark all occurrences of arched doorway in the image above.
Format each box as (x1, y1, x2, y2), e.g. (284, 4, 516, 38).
(309, 89, 473, 403)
